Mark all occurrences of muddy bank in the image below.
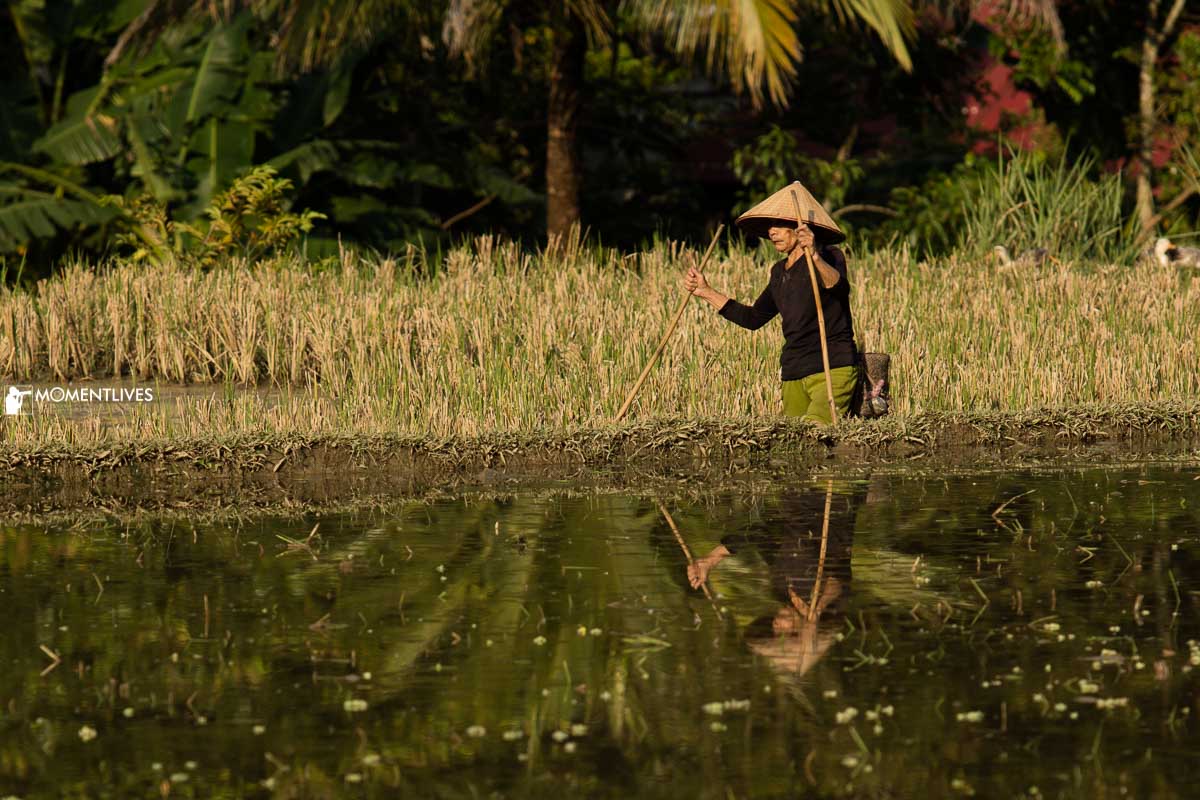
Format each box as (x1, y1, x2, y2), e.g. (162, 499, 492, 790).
(3, 402, 1199, 515)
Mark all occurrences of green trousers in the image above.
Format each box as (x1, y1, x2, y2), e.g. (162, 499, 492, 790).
(782, 365, 859, 425)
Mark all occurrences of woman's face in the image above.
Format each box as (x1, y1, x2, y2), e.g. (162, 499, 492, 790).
(767, 224, 800, 253)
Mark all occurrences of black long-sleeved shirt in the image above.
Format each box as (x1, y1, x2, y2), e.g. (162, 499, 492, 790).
(718, 246, 857, 381)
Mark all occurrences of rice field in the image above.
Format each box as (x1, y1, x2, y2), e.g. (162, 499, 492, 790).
(1, 233, 1198, 449)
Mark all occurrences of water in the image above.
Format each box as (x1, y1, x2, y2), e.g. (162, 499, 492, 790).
(2, 461, 1199, 798)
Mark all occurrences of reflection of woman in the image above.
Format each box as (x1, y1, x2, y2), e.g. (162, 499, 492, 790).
(688, 486, 863, 678)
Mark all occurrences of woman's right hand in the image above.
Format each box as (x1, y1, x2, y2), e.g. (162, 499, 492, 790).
(684, 266, 709, 295)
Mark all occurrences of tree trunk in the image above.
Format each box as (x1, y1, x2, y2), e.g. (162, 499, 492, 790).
(1136, 0, 1188, 235)
(1135, 0, 1161, 234)
(546, 14, 586, 240)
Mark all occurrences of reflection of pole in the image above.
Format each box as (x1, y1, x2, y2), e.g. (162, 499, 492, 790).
(656, 500, 720, 614)
(807, 482, 833, 621)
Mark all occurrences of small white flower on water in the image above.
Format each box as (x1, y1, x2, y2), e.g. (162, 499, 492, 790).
(865, 710, 879, 721)
(151, 763, 162, 772)
(1078, 680, 1099, 694)
(570, 724, 588, 736)
(841, 755, 860, 768)
(362, 753, 381, 766)
(195, 715, 207, 726)
(486, 639, 494, 647)
(956, 711, 984, 723)
(702, 702, 724, 716)
(517, 753, 528, 762)
(1108, 626, 1120, 634)
(185, 761, 197, 770)
(261, 778, 276, 790)
(78, 725, 97, 743)
(362, 672, 372, 680)
(709, 721, 726, 732)
(436, 564, 445, 573)
(541, 688, 550, 697)
(589, 628, 602, 636)
(170, 773, 189, 784)
(564, 742, 577, 753)
(599, 691, 611, 701)
(577, 626, 587, 636)
(835, 707, 858, 725)
(122, 707, 134, 718)
(1096, 697, 1129, 710)
(533, 635, 547, 646)
(1069, 711, 1079, 719)
(252, 724, 266, 735)
(502, 729, 524, 741)
(881, 705, 894, 717)
(467, 725, 486, 738)
(1045, 664, 1052, 673)
(1054, 702, 1067, 712)
(874, 724, 884, 735)
(1043, 622, 1061, 632)
(345, 772, 363, 783)
(1085, 580, 1102, 589)
(551, 730, 569, 742)
(823, 689, 838, 699)
(343, 698, 369, 712)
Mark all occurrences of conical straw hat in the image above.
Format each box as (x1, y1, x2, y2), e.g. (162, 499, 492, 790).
(735, 180, 845, 243)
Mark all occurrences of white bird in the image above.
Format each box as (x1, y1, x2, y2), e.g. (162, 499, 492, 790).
(992, 245, 1051, 268)
(1155, 237, 1200, 268)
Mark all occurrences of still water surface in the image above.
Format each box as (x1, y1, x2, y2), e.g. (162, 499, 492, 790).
(2, 461, 1199, 798)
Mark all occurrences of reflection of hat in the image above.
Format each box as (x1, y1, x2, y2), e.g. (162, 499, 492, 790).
(735, 181, 845, 243)
(746, 613, 838, 678)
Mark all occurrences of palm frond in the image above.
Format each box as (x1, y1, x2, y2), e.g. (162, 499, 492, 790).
(932, 1, 1064, 51)
(443, 0, 509, 72)
(251, 0, 406, 72)
(624, 0, 804, 108)
(818, 0, 915, 71)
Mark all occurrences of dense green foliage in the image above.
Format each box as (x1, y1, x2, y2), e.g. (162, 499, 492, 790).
(1, 0, 1198, 277)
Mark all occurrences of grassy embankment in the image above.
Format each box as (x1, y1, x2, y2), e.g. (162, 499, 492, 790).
(1, 233, 1199, 473)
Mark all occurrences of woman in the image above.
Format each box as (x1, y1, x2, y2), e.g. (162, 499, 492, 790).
(683, 182, 859, 424)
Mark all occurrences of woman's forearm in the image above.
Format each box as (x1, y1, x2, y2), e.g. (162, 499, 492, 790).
(693, 286, 730, 311)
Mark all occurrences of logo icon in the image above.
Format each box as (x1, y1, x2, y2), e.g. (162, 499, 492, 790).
(4, 385, 33, 416)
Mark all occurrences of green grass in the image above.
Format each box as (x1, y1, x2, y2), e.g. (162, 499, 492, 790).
(1, 231, 1198, 451)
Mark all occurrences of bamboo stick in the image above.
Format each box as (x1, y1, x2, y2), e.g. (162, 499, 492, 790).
(789, 189, 838, 424)
(615, 225, 724, 421)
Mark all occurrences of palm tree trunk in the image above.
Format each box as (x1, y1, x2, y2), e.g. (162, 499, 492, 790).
(546, 13, 585, 239)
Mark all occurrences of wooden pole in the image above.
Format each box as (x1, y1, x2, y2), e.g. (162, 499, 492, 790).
(615, 224, 724, 421)
(789, 189, 838, 424)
